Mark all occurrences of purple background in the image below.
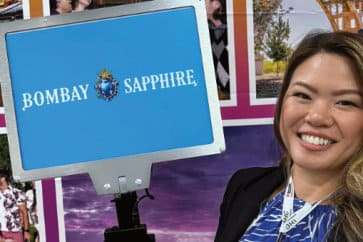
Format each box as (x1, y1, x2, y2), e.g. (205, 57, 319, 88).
(62, 125, 280, 242)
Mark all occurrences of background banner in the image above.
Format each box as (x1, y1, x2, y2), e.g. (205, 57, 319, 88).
(61, 125, 280, 242)
(2, 0, 356, 241)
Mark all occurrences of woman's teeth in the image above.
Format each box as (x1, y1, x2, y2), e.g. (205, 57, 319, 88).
(301, 134, 332, 146)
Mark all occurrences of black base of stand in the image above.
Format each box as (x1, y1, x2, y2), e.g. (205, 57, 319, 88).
(105, 225, 155, 242)
(104, 191, 155, 242)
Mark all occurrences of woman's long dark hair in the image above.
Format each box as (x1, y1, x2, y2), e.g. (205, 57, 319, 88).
(273, 31, 363, 242)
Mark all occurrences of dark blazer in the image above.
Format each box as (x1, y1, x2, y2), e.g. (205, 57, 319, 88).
(215, 166, 284, 242)
(214, 166, 343, 242)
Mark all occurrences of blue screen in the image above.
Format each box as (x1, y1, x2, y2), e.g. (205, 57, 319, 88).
(6, 7, 214, 170)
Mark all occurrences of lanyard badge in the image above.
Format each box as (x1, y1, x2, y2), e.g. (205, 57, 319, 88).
(279, 177, 323, 234)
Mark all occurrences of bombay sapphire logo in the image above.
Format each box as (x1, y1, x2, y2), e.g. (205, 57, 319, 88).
(95, 69, 119, 101)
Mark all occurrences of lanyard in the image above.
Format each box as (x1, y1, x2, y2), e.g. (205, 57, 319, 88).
(279, 176, 324, 234)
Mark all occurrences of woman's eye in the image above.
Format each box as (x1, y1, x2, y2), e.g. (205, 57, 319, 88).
(336, 100, 358, 107)
(292, 92, 310, 100)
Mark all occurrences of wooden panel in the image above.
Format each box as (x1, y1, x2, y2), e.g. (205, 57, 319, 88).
(30, 0, 43, 18)
(316, 0, 362, 32)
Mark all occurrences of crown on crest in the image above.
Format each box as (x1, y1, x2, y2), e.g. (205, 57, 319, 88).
(99, 69, 112, 80)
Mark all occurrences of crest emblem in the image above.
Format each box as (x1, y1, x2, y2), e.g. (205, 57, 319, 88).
(95, 69, 119, 101)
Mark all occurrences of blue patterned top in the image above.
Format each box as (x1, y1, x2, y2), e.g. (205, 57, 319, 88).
(239, 192, 337, 242)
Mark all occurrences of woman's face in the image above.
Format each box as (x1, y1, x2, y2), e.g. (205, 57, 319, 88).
(56, 0, 72, 13)
(0, 177, 7, 190)
(279, 52, 363, 173)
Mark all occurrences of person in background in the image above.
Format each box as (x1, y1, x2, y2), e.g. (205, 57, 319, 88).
(0, 171, 30, 242)
(215, 31, 363, 242)
(25, 182, 39, 242)
(50, 0, 71, 14)
(73, 0, 92, 11)
(50, 0, 92, 14)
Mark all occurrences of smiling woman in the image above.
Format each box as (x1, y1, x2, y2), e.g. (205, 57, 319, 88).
(215, 31, 363, 242)
(280, 53, 363, 174)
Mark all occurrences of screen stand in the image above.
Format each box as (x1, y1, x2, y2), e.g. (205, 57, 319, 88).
(88, 159, 155, 242)
(104, 191, 155, 242)
(88, 158, 152, 195)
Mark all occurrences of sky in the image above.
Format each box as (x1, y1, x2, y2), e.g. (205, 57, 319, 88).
(282, 0, 331, 46)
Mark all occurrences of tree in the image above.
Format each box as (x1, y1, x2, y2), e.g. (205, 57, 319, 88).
(253, 0, 282, 58)
(0, 135, 25, 189)
(0, 135, 11, 172)
(264, 11, 290, 74)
